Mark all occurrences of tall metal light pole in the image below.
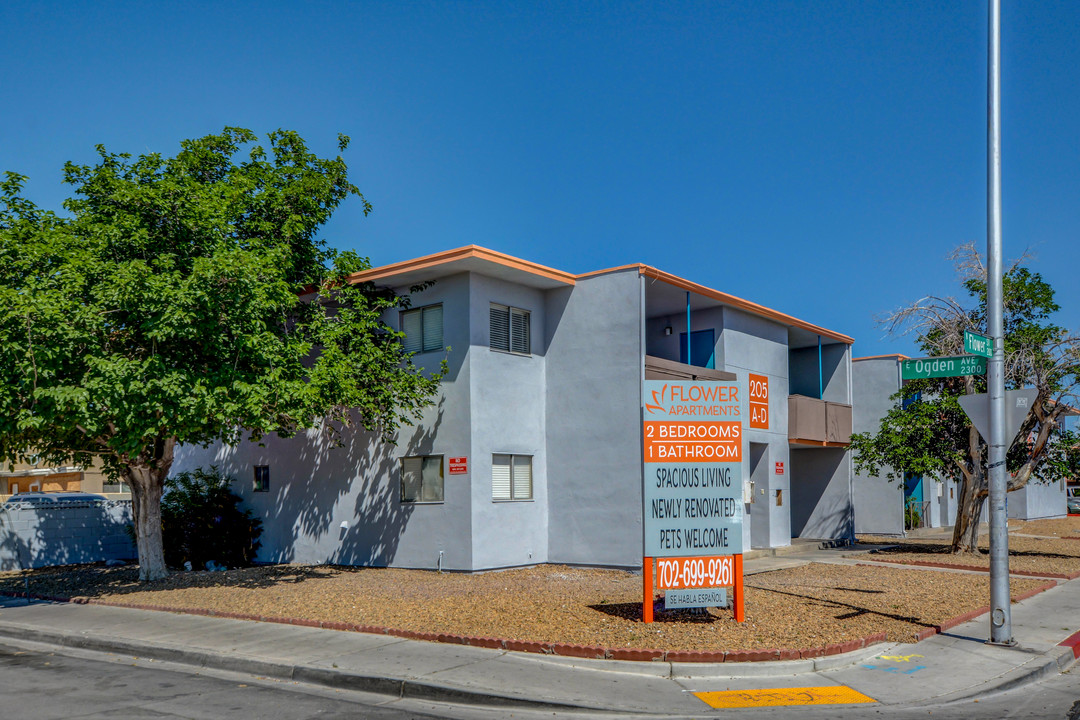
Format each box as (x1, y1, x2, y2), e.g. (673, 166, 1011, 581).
(987, 0, 1013, 646)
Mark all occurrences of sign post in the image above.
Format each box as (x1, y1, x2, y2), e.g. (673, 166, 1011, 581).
(642, 379, 744, 623)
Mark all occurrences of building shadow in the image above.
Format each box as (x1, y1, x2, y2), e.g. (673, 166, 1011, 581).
(173, 400, 445, 569)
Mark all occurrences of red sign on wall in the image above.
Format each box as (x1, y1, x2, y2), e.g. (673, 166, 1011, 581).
(449, 457, 468, 474)
(749, 374, 769, 429)
(775, 461, 784, 475)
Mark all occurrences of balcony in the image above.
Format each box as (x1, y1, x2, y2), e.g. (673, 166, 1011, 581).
(644, 355, 736, 382)
(788, 395, 852, 446)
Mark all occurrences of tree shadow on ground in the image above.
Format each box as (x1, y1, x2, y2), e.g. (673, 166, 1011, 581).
(745, 584, 932, 627)
(588, 601, 721, 624)
(868, 541, 1080, 561)
(0, 563, 383, 598)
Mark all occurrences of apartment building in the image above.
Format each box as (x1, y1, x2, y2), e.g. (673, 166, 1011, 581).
(172, 246, 855, 571)
(0, 456, 118, 496)
(852, 353, 1064, 535)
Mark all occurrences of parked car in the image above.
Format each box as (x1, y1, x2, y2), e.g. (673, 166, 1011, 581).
(2, 491, 108, 507)
(1068, 494, 1080, 515)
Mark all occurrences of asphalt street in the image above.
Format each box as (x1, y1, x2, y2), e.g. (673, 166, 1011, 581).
(0, 640, 437, 720)
(3, 636, 1080, 720)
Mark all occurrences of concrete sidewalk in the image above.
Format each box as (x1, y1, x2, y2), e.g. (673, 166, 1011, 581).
(0, 571, 1078, 715)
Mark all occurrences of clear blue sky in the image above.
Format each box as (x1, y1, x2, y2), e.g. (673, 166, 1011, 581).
(3, 1, 1077, 357)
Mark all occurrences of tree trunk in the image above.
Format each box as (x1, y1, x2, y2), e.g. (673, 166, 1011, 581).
(122, 437, 176, 582)
(963, 489, 985, 552)
(951, 473, 984, 553)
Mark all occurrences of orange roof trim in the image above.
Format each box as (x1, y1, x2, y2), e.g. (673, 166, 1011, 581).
(345, 245, 577, 286)
(350, 246, 853, 344)
(638, 266, 854, 345)
(853, 353, 911, 362)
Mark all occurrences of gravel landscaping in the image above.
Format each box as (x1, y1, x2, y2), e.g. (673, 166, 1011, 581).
(0, 560, 1050, 652)
(857, 517, 1080, 577)
(1009, 517, 1080, 538)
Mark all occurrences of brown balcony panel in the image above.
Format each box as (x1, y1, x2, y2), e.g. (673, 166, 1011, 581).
(826, 402, 852, 444)
(644, 355, 736, 382)
(788, 395, 827, 444)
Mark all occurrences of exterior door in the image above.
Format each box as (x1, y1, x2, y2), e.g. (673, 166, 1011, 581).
(679, 329, 716, 369)
(749, 442, 770, 548)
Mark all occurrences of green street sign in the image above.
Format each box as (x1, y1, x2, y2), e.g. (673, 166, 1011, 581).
(901, 355, 987, 380)
(964, 330, 993, 359)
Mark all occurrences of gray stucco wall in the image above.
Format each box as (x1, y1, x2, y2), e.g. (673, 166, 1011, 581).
(0, 501, 134, 570)
(545, 270, 643, 568)
(468, 274, 549, 569)
(789, 343, 848, 402)
(852, 357, 904, 535)
(718, 308, 792, 548)
(789, 447, 852, 539)
(173, 272, 475, 570)
(1009, 481, 1066, 521)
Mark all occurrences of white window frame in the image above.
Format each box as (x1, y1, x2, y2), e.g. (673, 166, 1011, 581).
(400, 304, 443, 354)
(492, 453, 533, 501)
(489, 303, 530, 355)
(400, 455, 444, 503)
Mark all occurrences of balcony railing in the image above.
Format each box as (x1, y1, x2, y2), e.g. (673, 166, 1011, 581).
(788, 395, 852, 446)
(644, 355, 736, 382)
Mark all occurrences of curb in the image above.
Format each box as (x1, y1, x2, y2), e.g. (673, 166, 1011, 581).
(914, 644, 1078, 707)
(0, 619, 605, 713)
(0, 590, 888, 664)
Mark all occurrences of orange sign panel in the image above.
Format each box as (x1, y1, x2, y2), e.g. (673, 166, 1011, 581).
(643, 421, 742, 462)
(749, 373, 769, 429)
(656, 555, 736, 590)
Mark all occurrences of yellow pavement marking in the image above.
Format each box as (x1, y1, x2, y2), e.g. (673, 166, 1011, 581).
(694, 686, 877, 709)
(878, 654, 923, 662)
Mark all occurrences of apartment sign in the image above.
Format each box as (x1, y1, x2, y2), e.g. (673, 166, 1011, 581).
(748, 374, 769, 429)
(642, 380, 744, 557)
(448, 457, 468, 475)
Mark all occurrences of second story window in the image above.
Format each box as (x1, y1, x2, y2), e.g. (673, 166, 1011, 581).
(401, 304, 443, 354)
(490, 303, 530, 355)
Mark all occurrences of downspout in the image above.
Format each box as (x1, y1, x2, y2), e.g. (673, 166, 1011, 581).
(846, 344, 856, 545)
(686, 291, 691, 366)
(818, 335, 823, 399)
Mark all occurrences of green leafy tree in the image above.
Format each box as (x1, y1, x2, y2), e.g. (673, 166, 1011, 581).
(852, 245, 1080, 553)
(0, 128, 443, 580)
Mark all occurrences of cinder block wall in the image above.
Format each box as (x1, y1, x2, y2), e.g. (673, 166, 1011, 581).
(0, 501, 135, 570)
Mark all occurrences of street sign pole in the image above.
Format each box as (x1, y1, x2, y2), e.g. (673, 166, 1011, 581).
(986, 0, 1013, 646)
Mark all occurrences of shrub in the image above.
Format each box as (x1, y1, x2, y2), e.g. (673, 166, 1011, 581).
(160, 467, 263, 570)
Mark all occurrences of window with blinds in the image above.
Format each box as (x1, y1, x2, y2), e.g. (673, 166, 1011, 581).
(400, 455, 444, 502)
(401, 304, 443, 354)
(489, 304, 530, 355)
(492, 454, 533, 501)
